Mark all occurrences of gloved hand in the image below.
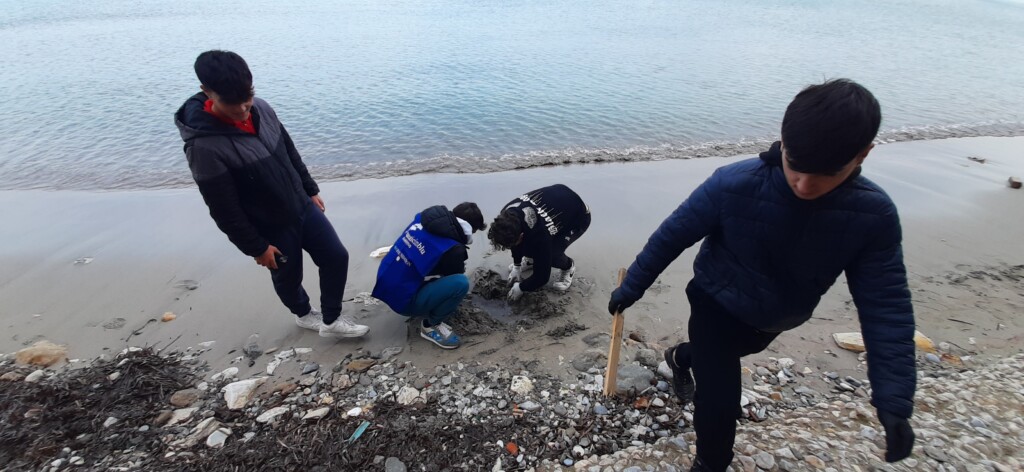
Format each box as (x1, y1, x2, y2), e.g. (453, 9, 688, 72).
(508, 263, 522, 282)
(878, 409, 915, 462)
(608, 287, 635, 315)
(507, 283, 524, 302)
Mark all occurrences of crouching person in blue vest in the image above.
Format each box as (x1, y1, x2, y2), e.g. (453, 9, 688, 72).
(373, 203, 486, 349)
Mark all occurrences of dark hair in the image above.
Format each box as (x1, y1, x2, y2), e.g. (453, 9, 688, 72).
(452, 202, 486, 232)
(194, 50, 254, 105)
(781, 79, 881, 174)
(487, 209, 522, 251)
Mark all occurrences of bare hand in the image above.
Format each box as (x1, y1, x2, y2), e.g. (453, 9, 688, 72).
(256, 245, 283, 270)
(311, 195, 326, 212)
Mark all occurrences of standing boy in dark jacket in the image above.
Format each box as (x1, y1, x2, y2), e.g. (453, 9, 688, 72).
(488, 184, 591, 302)
(373, 203, 486, 349)
(609, 80, 916, 471)
(175, 50, 368, 338)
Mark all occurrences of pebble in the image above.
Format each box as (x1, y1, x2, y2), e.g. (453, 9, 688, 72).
(103, 417, 119, 428)
(302, 362, 320, 375)
(651, 398, 665, 408)
(384, 457, 407, 472)
(926, 353, 942, 363)
(754, 451, 775, 469)
(25, 370, 45, 383)
(594, 404, 610, 415)
(69, 456, 85, 466)
(520, 401, 541, 412)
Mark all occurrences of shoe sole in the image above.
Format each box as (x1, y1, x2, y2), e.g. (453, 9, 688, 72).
(664, 347, 695, 404)
(319, 327, 369, 338)
(420, 331, 459, 349)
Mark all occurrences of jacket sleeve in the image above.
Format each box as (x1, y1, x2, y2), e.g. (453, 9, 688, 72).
(519, 230, 552, 292)
(430, 246, 468, 277)
(187, 144, 269, 257)
(281, 126, 320, 197)
(846, 208, 916, 419)
(619, 171, 721, 302)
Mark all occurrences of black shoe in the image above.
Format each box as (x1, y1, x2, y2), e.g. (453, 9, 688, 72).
(690, 456, 713, 472)
(664, 345, 695, 404)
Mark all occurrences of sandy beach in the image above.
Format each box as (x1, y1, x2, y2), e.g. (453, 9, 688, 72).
(2, 136, 1023, 379)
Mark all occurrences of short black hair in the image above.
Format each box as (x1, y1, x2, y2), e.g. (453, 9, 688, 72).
(194, 50, 254, 105)
(452, 202, 486, 232)
(781, 79, 881, 174)
(487, 209, 522, 251)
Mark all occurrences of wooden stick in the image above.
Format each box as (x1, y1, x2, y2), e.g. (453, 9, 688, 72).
(603, 268, 628, 397)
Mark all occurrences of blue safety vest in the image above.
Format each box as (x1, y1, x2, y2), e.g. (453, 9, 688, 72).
(372, 213, 459, 313)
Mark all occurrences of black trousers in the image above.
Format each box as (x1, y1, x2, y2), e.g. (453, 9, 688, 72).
(674, 283, 780, 471)
(551, 210, 591, 270)
(263, 202, 349, 324)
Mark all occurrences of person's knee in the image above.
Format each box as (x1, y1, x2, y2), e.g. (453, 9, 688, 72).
(449, 274, 470, 297)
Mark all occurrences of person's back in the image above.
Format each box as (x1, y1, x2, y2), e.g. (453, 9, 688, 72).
(610, 79, 915, 472)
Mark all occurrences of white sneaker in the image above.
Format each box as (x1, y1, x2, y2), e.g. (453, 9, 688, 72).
(552, 262, 575, 292)
(319, 316, 370, 338)
(295, 308, 325, 331)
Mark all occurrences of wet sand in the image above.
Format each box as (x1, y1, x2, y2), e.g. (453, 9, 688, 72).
(1, 136, 1022, 380)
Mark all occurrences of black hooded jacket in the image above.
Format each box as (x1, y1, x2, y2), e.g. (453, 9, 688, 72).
(174, 93, 319, 257)
(420, 205, 470, 277)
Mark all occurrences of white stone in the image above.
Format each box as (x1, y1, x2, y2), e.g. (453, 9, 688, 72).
(206, 427, 231, 448)
(510, 376, 535, 395)
(347, 407, 363, 417)
(211, 367, 239, 381)
(24, 370, 45, 383)
(166, 407, 198, 426)
(657, 361, 674, 379)
(256, 406, 290, 423)
(222, 377, 267, 410)
(302, 407, 330, 421)
(108, 372, 121, 381)
(397, 386, 421, 406)
(69, 456, 84, 466)
(103, 417, 119, 428)
(778, 358, 795, 369)
(266, 358, 282, 375)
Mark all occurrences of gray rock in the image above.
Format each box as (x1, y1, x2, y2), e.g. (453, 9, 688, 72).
(616, 365, 655, 392)
(635, 349, 659, 368)
(756, 366, 772, 376)
(651, 398, 665, 408)
(594, 404, 610, 415)
(413, 378, 429, 390)
(302, 363, 319, 375)
(754, 452, 775, 469)
(925, 353, 941, 363)
(669, 437, 687, 450)
(519, 401, 541, 412)
(656, 380, 670, 392)
(554, 404, 568, 416)
(860, 426, 878, 440)
(380, 347, 403, 362)
(563, 458, 574, 466)
(206, 428, 231, 448)
(385, 457, 407, 472)
(970, 416, 988, 428)
(925, 445, 949, 462)
(572, 350, 607, 373)
(582, 333, 611, 347)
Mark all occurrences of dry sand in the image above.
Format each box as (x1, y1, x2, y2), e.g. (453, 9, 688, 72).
(1, 136, 1022, 382)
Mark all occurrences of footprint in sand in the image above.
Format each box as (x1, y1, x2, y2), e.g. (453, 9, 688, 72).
(102, 318, 127, 330)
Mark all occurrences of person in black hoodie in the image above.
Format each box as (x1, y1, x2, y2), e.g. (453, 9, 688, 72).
(378, 203, 486, 349)
(488, 184, 591, 302)
(174, 50, 368, 339)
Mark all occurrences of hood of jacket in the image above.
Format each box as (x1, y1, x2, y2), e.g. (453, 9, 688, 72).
(174, 92, 250, 142)
(420, 205, 469, 244)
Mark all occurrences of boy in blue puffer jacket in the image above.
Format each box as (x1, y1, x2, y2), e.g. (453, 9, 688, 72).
(608, 79, 916, 471)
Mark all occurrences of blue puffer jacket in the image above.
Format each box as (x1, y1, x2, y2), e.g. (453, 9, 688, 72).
(620, 142, 916, 418)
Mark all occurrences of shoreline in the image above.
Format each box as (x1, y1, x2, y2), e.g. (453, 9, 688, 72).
(3, 126, 1023, 192)
(1, 135, 1023, 380)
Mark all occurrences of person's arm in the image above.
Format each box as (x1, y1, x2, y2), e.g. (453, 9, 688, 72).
(846, 208, 916, 462)
(281, 126, 320, 198)
(518, 231, 552, 292)
(613, 172, 722, 308)
(187, 145, 269, 258)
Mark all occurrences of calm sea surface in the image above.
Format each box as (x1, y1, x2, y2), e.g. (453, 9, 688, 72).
(0, 0, 1022, 189)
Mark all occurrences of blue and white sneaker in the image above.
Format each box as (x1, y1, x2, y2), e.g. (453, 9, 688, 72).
(420, 321, 460, 349)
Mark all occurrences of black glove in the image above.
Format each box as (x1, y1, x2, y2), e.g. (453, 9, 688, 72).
(878, 409, 914, 462)
(608, 288, 636, 315)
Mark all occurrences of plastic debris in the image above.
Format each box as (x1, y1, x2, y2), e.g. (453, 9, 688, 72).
(347, 420, 371, 443)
